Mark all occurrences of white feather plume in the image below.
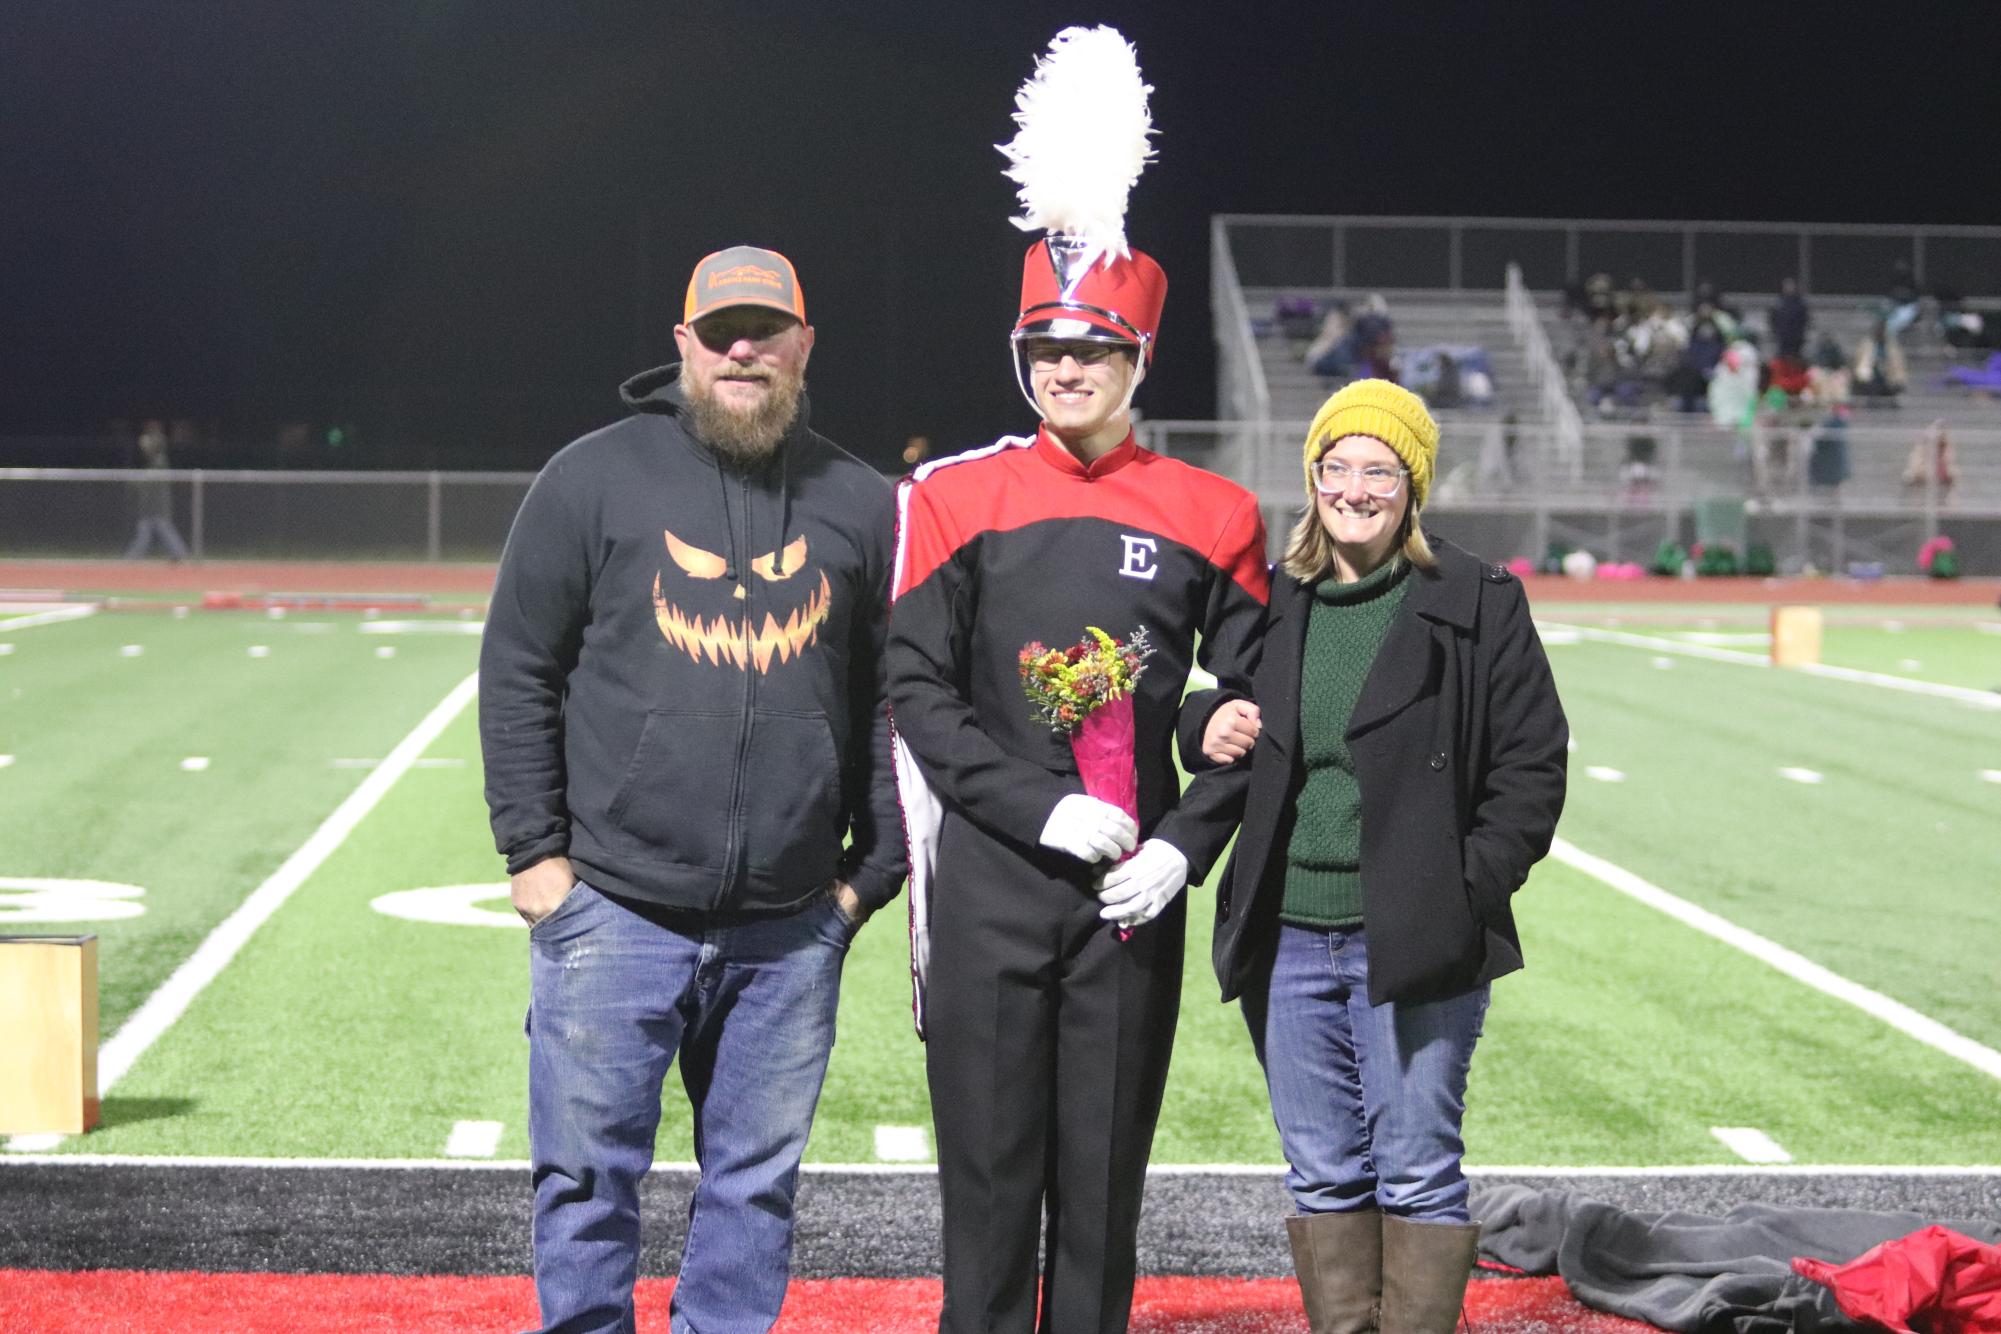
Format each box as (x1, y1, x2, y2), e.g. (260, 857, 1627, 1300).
(998, 26, 1156, 268)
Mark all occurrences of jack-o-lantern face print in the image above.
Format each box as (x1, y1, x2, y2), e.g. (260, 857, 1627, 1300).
(652, 528, 832, 673)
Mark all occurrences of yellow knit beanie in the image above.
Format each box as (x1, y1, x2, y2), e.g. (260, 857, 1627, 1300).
(1302, 379, 1439, 508)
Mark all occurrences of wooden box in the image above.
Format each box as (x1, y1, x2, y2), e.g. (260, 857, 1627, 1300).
(0, 935, 100, 1135)
(1770, 605, 1823, 669)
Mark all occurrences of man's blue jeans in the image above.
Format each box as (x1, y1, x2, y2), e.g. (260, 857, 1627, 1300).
(524, 880, 856, 1334)
(1243, 923, 1488, 1222)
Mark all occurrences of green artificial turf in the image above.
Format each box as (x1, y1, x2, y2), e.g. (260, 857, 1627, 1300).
(12, 608, 1999, 1166)
(1543, 630, 2001, 1051)
(0, 611, 479, 1033)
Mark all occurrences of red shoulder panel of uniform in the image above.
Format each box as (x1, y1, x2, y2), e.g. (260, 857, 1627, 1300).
(894, 435, 1269, 604)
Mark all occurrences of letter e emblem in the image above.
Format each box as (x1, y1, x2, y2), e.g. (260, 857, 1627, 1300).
(1119, 535, 1159, 581)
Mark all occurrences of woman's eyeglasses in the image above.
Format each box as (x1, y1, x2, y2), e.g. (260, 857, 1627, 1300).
(1312, 461, 1408, 497)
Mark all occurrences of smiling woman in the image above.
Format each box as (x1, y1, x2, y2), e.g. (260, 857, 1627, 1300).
(1192, 378, 1569, 1334)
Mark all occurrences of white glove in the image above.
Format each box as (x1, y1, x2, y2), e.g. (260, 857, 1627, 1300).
(1039, 794, 1139, 864)
(1096, 839, 1189, 929)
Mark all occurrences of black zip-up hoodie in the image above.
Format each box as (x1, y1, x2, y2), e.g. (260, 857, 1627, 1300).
(479, 365, 906, 914)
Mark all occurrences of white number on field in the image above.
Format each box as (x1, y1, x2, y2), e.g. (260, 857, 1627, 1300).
(371, 884, 523, 929)
(0, 878, 147, 922)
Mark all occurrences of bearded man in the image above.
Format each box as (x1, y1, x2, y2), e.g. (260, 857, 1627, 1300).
(480, 245, 905, 1334)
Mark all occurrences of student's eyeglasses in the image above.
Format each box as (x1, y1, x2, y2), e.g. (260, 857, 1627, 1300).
(1312, 460, 1408, 498)
(1024, 341, 1121, 368)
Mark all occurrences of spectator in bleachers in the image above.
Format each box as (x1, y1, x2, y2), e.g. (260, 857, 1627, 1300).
(1807, 405, 1852, 492)
(1688, 283, 1743, 355)
(1708, 338, 1761, 430)
(1311, 296, 1397, 384)
(1403, 346, 1495, 409)
(1771, 278, 1810, 361)
(1903, 419, 1957, 495)
(1690, 279, 1740, 324)
(1617, 276, 1656, 325)
(1581, 313, 1627, 410)
(1350, 294, 1397, 381)
(1853, 316, 1908, 401)
(1305, 302, 1353, 377)
(1667, 317, 1726, 412)
(1427, 352, 1465, 410)
(1627, 303, 1686, 401)
(1941, 299, 2001, 351)
(1561, 272, 1618, 323)
(1749, 381, 1802, 496)
(1885, 259, 1922, 339)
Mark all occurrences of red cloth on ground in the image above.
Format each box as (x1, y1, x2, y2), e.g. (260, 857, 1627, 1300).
(1794, 1225, 2001, 1334)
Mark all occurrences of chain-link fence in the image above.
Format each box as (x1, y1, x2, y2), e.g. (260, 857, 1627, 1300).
(0, 470, 535, 561)
(1138, 417, 2000, 573)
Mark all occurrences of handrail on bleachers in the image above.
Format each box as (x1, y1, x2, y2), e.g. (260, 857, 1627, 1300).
(1505, 262, 1582, 481)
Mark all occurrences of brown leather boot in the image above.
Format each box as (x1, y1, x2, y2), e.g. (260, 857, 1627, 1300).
(1286, 1208, 1383, 1334)
(1379, 1215, 1480, 1334)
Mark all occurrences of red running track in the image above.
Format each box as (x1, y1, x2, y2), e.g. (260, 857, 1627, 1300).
(0, 1271, 1659, 1333)
(2, 558, 1994, 606)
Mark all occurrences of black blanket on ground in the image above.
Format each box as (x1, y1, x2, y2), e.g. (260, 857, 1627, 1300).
(1471, 1183, 2001, 1334)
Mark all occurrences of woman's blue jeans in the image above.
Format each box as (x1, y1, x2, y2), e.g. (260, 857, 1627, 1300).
(523, 880, 855, 1334)
(1243, 923, 1488, 1222)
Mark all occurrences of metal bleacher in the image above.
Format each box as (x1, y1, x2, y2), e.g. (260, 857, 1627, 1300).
(1150, 214, 2001, 572)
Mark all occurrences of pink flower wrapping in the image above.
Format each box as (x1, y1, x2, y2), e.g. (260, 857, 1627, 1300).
(1069, 692, 1138, 832)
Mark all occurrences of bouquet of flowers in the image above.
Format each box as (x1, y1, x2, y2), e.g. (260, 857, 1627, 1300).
(1019, 626, 1154, 835)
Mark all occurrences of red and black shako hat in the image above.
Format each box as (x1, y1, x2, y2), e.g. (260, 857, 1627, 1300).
(998, 27, 1164, 408)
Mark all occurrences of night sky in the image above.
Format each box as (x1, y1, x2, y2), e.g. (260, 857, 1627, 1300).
(5, 2, 1995, 470)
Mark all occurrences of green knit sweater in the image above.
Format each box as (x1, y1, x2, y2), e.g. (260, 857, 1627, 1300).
(1280, 557, 1411, 928)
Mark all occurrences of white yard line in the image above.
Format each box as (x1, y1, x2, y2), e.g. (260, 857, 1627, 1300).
(330, 757, 465, 770)
(1540, 621, 2001, 710)
(1, 1154, 1997, 1176)
(873, 1125, 932, 1162)
(443, 1120, 504, 1158)
(1676, 632, 1771, 646)
(0, 604, 98, 633)
(1552, 836, 2001, 1083)
(357, 621, 485, 636)
(1584, 766, 1624, 783)
(1777, 767, 1823, 785)
(96, 672, 480, 1094)
(1711, 1127, 1793, 1164)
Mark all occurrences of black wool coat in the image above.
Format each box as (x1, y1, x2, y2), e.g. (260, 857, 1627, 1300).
(1185, 539, 1569, 1006)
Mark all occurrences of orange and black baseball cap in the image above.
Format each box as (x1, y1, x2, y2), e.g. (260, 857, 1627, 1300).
(683, 246, 807, 325)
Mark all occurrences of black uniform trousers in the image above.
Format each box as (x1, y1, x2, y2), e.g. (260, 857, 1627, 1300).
(927, 808, 1185, 1334)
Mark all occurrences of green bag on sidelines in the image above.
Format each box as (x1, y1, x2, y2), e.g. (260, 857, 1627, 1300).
(1697, 543, 1740, 577)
